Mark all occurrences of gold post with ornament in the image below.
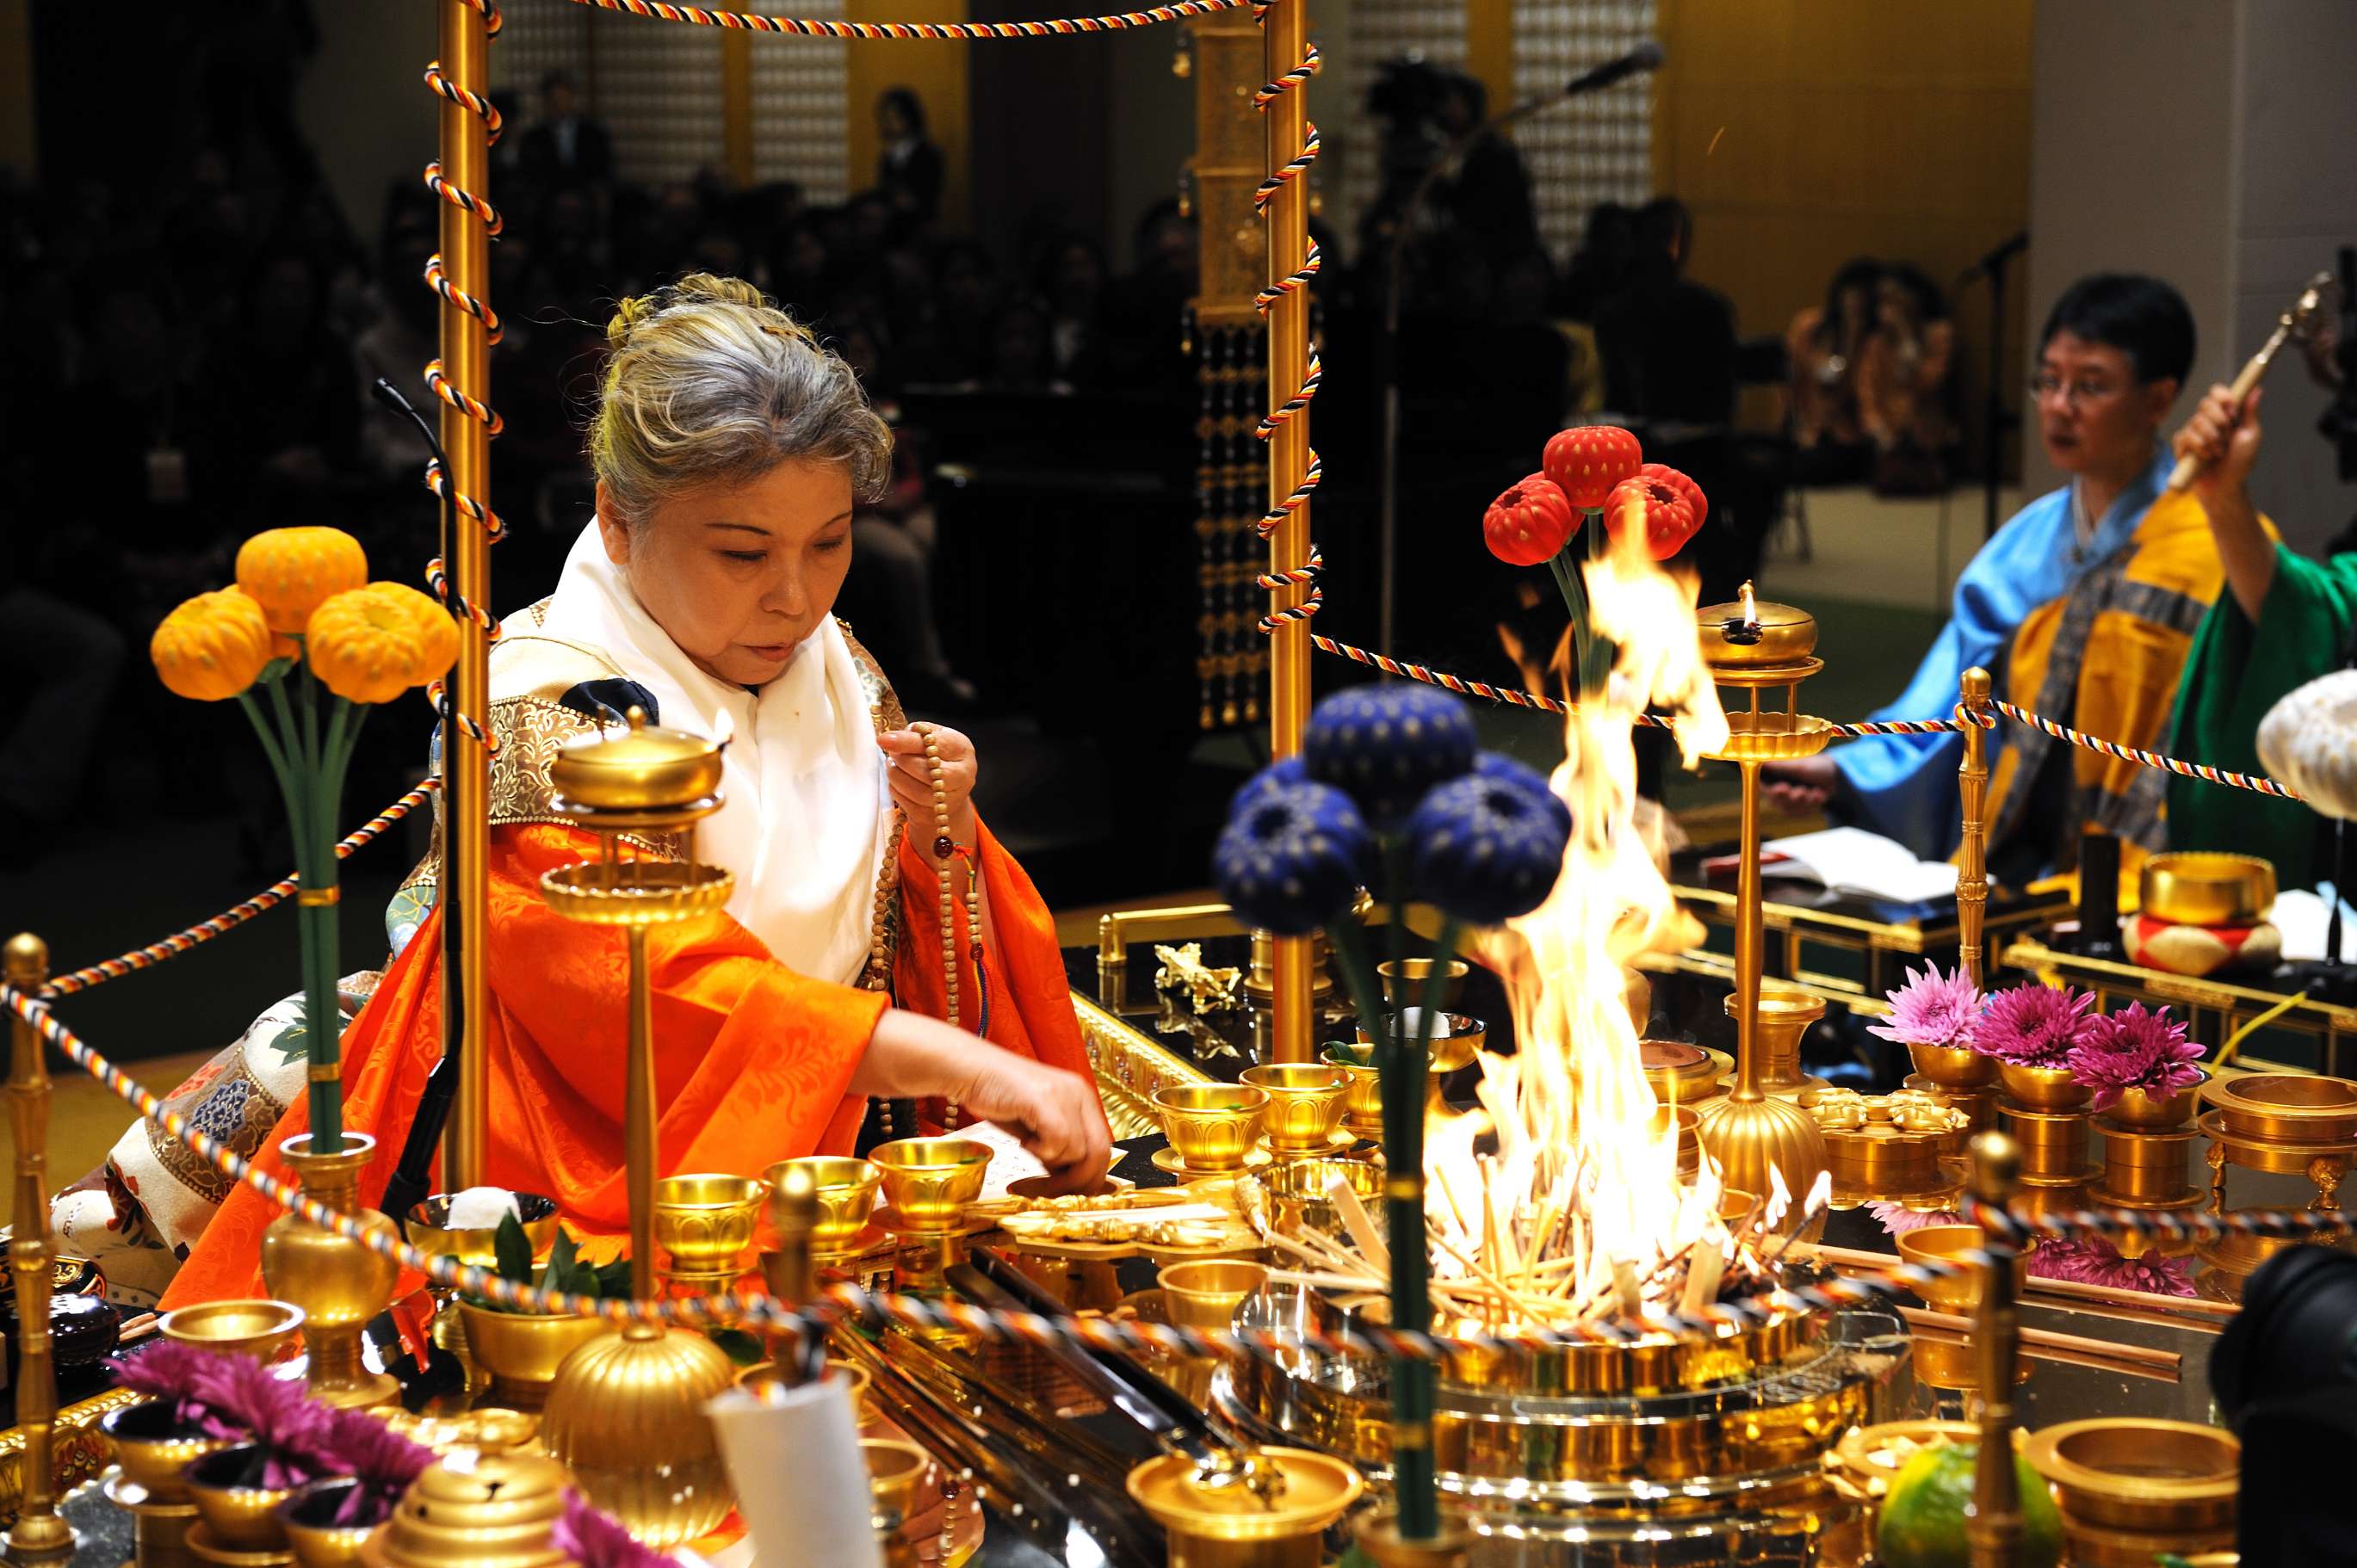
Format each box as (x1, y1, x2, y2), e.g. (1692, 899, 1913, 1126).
(1689, 587, 1831, 1205)
(1966, 1130, 2026, 1568)
(5, 933, 74, 1565)
(535, 707, 739, 1549)
(1957, 667, 1992, 985)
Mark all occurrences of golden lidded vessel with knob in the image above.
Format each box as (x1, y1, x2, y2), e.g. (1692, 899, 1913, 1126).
(1691, 586, 1831, 1205)
(532, 707, 738, 1547)
(1127, 1448, 1365, 1568)
(361, 1447, 576, 1567)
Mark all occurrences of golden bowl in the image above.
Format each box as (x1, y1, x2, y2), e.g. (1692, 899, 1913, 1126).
(403, 1193, 562, 1270)
(2025, 1417, 2238, 1536)
(2207, 1071, 2357, 1144)
(2000, 1061, 2091, 1112)
(158, 1299, 306, 1363)
(869, 1137, 993, 1232)
(1376, 957, 1469, 1009)
(1642, 1040, 1728, 1105)
(1151, 1084, 1268, 1173)
(456, 1301, 615, 1411)
(764, 1157, 882, 1247)
(186, 1447, 293, 1549)
(1158, 1259, 1271, 1331)
(1327, 1058, 1384, 1135)
(735, 1359, 875, 1425)
(102, 1400, 236, 1500)
(1356, 1013, 1485, 1074)
(2099, 1071, 2208, 1132)
(279, 1480, 377, 1568)
(1240, 1065, 1350, 1153)
(653, 1173, 768, 1275)
(1896, 1224, 2028, 1314)
(2142, 851, 2276, 927)
(863, 1438, 933, 1524)
(1908, 1042, 1999, 1090)
(1911, 1332, 2031, 1392)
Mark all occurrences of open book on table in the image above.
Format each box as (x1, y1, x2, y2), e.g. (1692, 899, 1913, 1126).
(1734, 825, 1960, 906)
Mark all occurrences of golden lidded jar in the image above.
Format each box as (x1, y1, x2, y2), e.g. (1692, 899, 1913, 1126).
(362, 1448, 576, 1567)
(541, 1322, 738, 1549)
(1127, 1448, 1364, 1568)
(259, 1132, 401, 1410)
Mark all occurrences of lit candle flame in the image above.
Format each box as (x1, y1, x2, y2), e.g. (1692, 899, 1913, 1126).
(1739, 581, 1760, 631)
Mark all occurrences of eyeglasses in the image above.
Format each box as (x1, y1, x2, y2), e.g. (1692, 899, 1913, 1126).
(2028, 373, 2127, 408)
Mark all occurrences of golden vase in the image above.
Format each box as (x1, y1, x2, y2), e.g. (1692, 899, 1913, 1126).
(258, 1133, 400, 1410)
(540, 1321, 738, 1549)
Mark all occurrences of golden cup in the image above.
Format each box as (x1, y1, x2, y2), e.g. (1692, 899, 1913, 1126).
(186, 1447, 293, 1550)
(863, 1438, 932, 1525)
(1908, 1041, 1998, 1090)
(2026, 1417, 2237, 1555)
(1911, 1331, 2031, 1392)
(766, 1157, 882, 1249)
(402, 1192, 563, 1269)
(457, 1300, 616, 1411)
(1240, 1064, 1350, 1154)
(1896, 1224, 2028, 1314)
(1359, 1014, 1485, 1075)
(653, 1173, 768, 1277)
(736, 1359, 875, 1425)
(869, 1137, 993, 1233)
(1377, 957, 1469, 1009)
(279, 1479, 376, 1568)
(1151, 1083, 1268, 1173)
(2100, 1071, 2208, 1132)
(102, 1400, 237, 1500)
(1327, 1056, 1384, 1137)
(158, 1299, 306, 1363)
(1158, 1260, 1271, 1331)
(1999, 1061, 2091, 1112)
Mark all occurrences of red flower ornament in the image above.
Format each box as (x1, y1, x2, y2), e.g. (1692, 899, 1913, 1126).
(1605, 465, 1708, 560)
(1542, 425, 1642, 510)
(1482, 473, 1576, 566)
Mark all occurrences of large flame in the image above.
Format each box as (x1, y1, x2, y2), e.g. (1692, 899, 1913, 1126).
(1427, 521, 1747, 1327)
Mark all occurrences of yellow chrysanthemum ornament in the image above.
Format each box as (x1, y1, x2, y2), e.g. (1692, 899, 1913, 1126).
(150, 589, 275, 701)
(307, 583, 459, 705)
(147, 532, 456, 1150)
(235, 526, 369, 634)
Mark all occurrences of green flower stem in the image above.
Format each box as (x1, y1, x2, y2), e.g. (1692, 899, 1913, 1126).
(1549, 516, 1617, 699)
(300, 700, 366, 1154)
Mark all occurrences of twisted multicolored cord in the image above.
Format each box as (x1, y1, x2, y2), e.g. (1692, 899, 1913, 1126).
(9, 977, 2333, 1359)
(36, 781, 440, 999)
(1247, 3, 1322, 645)
(1989, 696, 2302, 800)
(564, 0, 1252, 39)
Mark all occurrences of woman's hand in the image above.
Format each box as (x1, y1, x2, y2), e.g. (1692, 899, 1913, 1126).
(879, 725, 978, 854)
(954, 1052, 1112, 1189)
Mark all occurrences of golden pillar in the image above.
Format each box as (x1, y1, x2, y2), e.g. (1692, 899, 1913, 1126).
(5, 934, 74, 1565)
(721, 33, 755, 188)
(1967, 1131, 2026, 1568)
(1957, 667, 1992, 985)
(438, 0, 494, 1188)
(1260, 0, 1315, 1063)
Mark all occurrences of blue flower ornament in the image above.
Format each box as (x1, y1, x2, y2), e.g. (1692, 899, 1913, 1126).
(1211, 775, 1371, 935)
(1403, 752, 1572, 925)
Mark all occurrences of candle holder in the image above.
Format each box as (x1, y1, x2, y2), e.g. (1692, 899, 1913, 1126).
(2199, 1071, 2357, 1210)
(1690, 589, 1831, 1203)
(1997, 1098, 2098, 1189)
(533, 707, 738, 1548)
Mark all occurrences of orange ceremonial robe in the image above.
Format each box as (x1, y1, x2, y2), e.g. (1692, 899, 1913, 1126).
(163, 818, 1092, 1306)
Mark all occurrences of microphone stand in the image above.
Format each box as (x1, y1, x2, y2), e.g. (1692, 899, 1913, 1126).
(368, 377, 469, 1224)
(1376, 50, 1661, 659)
(1953, 232, 2025, 543)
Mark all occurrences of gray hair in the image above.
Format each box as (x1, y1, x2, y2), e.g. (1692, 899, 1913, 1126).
(591, 272, 891, 526)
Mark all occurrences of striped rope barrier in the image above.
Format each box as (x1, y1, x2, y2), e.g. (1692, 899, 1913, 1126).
(37, 781, 441, 999)
(564, 0, 1253, 40)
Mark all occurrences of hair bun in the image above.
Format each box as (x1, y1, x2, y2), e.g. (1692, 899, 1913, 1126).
(606, 290, 659, 350)
(607, 273, 814, 351)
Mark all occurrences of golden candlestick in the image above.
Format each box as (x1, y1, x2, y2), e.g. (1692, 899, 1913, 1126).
(1966, 1131, 2026, 1568)
(535, 708, 739, 1548)
(1690, 590, 1831, 1203)
(5, 932, 74, 1565)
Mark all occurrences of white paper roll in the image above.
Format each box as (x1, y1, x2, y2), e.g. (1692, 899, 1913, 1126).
(706, 1377, 884, 1568)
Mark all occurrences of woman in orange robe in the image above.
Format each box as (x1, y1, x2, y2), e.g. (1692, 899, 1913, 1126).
(160, 275, 1107, 1306)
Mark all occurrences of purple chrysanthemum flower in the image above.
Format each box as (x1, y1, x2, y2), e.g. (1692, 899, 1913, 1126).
(2027, 1236, 2198, 1298)
(1974, 982, 2098, 1067)
(323, 1408, 436, 1526)
(1865, 963, 1983, 1052)
(551, 1489, 680, 1568)
(1868, 1201, 1959, 1237)
(2069, 1001, 2205, 1112)
(108, 1343, 242, 1437)
(191, 1354, 342, 1490)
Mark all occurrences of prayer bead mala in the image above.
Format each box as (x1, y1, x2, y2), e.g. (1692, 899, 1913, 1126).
(913, 721, 988, 1129)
